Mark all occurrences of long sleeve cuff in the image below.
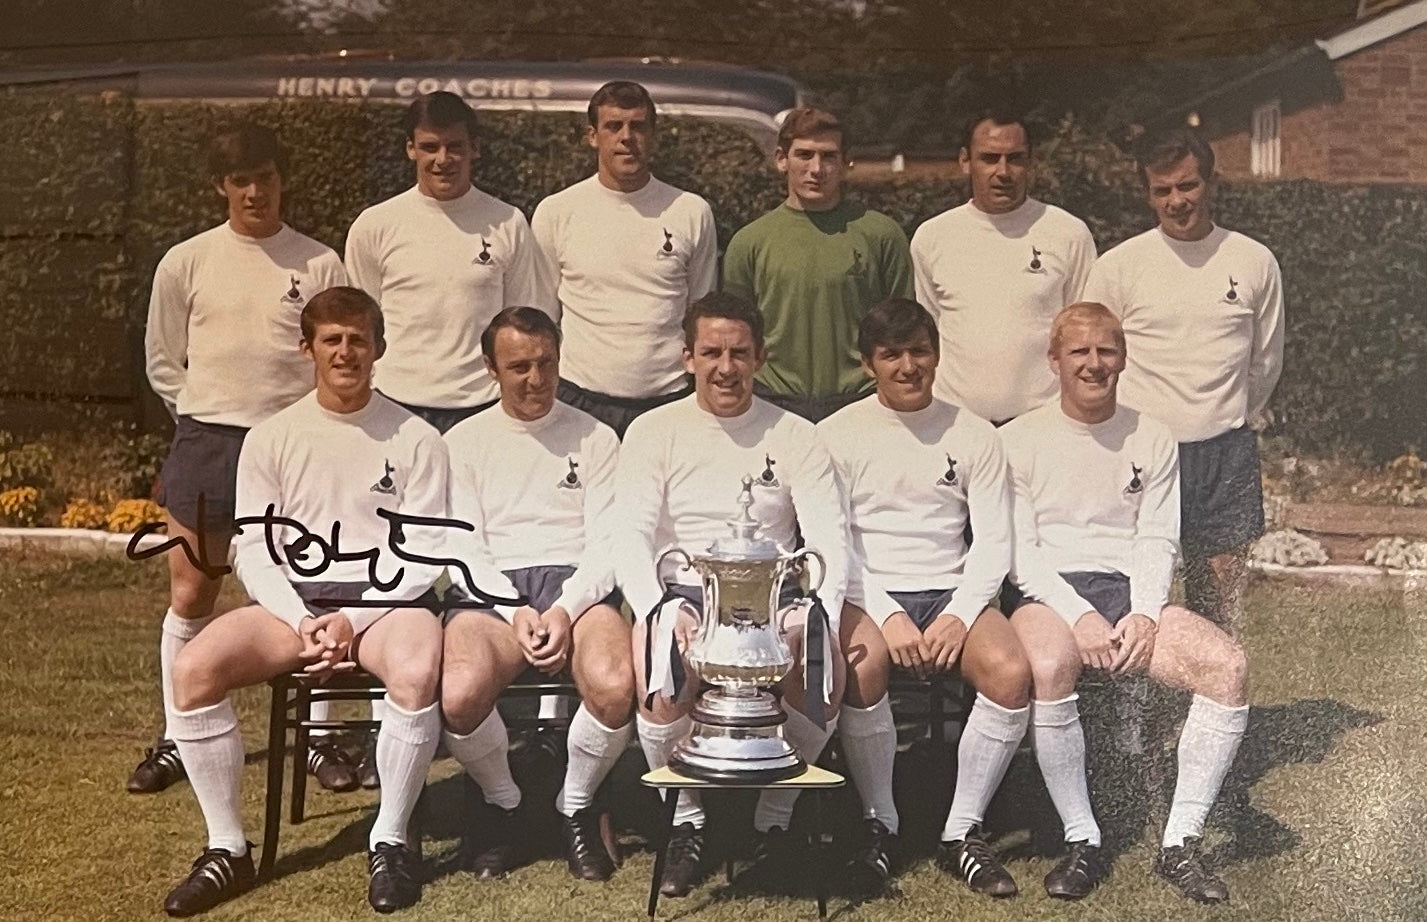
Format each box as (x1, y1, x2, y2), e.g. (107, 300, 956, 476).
(853, 573, 904, 628)
(553, 568, 610, 623)
(1129, 541, 1177, 624)
(943, 592, 986, 630)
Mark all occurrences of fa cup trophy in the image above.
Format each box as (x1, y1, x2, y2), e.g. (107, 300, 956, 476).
(658, 478, 824, 783)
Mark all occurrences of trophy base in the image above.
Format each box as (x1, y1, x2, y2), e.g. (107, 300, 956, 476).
(667, 689, 806, 784)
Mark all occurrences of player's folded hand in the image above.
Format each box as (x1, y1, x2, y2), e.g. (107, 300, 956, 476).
(924, 615, 968, 673)
(1109, 613, 1157, 675)
(530, 605, 573, 676)
(1073, 611, 1117, 671)
(298, 612, 355, 679)
(882, 612, 932, 679)
(513, 605, 544, 664)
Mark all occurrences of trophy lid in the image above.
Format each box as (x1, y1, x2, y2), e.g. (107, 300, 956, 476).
(704, 477, 780, 561)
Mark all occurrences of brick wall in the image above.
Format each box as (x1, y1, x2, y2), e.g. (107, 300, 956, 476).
(1211, 24, 1427, 182)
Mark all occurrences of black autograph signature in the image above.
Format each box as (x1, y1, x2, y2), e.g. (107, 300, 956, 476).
(125, 494, 526, 610)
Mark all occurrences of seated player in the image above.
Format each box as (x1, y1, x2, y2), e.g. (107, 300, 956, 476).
(616, 291, 852, 897)
(161, 287, 449, 916)
(441, 307, 634, 881)
(821, 299, 1031, 895)
(1002, 302, 1250, 903)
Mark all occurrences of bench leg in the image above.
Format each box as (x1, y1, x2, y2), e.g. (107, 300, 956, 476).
(647, 788, 679, 921)
(290, 685, 310, 825)
(260, 684, 287, 880)
(812, 790, 829, 921)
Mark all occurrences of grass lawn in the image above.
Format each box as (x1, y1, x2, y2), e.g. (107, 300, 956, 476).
(2, 551, 1424, 921)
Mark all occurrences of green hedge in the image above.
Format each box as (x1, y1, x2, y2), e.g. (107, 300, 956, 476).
(3, 90, 1425, 461)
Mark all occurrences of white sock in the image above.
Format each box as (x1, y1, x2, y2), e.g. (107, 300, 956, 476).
(1162, 695, 1249, 848)
(309, 699, 332, 738)
(754, 706, 836, 833)
(636, 713, 703, 828)
(160, 609, 215, 740)
(170, 700, 247, 855)
(369, 696, 441, 849)
(444, 709, 522, 811)
(538, 695, 572, 720)
(557, 705, 633, 816)
(838, 696, 900, 834)
(1030, 695, 1101, 846)
(941, 693, 1029, 842)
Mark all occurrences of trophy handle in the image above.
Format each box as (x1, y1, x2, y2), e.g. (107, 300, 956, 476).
(774, 548, 826, 609)
(656, 547, 693, 578)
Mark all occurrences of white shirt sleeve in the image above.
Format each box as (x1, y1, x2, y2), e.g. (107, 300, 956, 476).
(503, 212, 558, 319)
(855, 568, 906, 628)
(614, 422, 671, 618)
(343, 214, 382, 303)
(553, 428, 620, 620)
(1247, 253, 1285, 421)
(1079, 257, 1121, 315)
(1128, 438, 1180, 622)
(444, 447, 524, 623)
(910, 230, 935, 314)
(231, 433, 314, 634)
(144, 254, 189, 415)
(1008, 454, 1096, 627)
(789, 431, 851, 623)
(944, 432, 1012, 628)
(529, 199, 563, 321)
(1064, 223, 1097, 306)
(688, 202, 718, 306)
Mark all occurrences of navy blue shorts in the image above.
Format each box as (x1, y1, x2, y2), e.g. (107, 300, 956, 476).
(1179, 425, 1265, 558)
(156, 416, 248, 533)
(291, 580, 442, 616)
(386, 396, 497, 435)
(1004, 571, 1133, 626)
(557, 378, 690, 440)
(887, 588, 959, 631)
(506, 564, 624, 613)
(752, 383, 867, 424)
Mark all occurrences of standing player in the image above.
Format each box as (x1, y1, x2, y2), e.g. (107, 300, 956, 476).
(137, 124, 349, 796)
(821, 299, 1031, 896)
(532, 81, 717, 437)
(1002, 303, 1250, 903)
(723, 107, 914, 423)
(617, 292, 853, 897)
(344, 90, 550, 783)
(345, 91, 550, 434)
(910, 112, 1096, 424)
(1083, 128, 1284, 636)
(160, 287, 447, 916)
(440, 307, 634, 882)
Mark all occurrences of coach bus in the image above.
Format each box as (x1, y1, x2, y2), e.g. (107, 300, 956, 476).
(0, 56, 806, 153)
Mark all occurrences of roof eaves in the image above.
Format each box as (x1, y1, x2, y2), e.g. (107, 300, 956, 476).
(1316, 0, 1427, 59)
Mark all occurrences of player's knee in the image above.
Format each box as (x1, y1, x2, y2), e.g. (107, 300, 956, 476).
(171, 649, 224, 712)
(384, 658, 438, 712)
(1214, 642, 1250, 703)
(980, 647, 1032, 709)
(1026, 646, 1079, 698)
(844, 647, 890, 707)
(168, 577, 219, 619)
(439, 666, 487, 733)
(585, 678, 635, 729)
